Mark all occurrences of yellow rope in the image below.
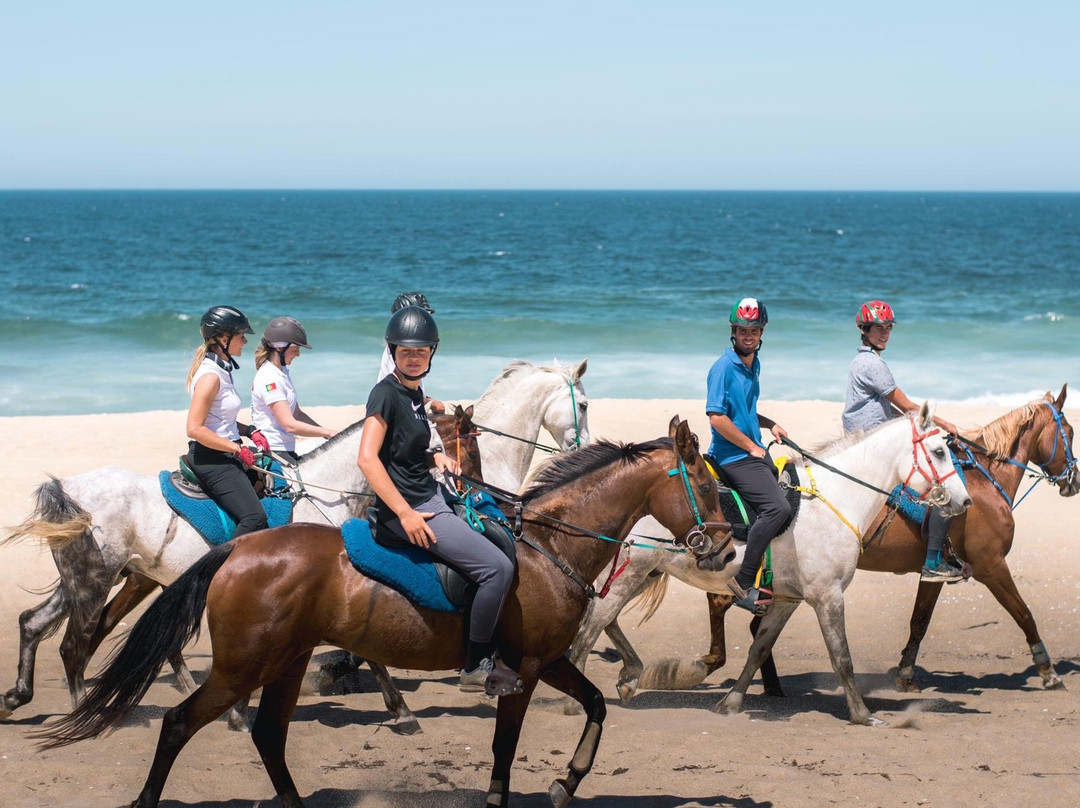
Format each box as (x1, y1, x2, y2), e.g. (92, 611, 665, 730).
(788, 464, 864, 551)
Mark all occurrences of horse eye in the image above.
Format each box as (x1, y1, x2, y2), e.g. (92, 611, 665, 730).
(579, 401, 588, 412)
(933, 448, 945, 459)
(699, 483, 712, 495)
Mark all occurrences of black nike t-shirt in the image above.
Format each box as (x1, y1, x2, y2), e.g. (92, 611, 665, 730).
(365, 375, 437, 520)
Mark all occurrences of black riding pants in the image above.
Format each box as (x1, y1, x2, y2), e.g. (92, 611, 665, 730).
(186, 441, 268, 538)
(721, 455, 792, 589)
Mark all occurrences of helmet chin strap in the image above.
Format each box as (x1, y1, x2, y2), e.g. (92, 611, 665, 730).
(731, 333, 762, 357)
(215, 336, 240, 370)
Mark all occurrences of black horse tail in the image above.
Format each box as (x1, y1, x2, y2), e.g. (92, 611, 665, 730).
(35, 542, 236, 749)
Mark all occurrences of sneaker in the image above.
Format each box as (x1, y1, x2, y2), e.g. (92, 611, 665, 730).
(726, 579, 773, 615)
(920, 560, 965, 583)
(459, 657, 495, 692)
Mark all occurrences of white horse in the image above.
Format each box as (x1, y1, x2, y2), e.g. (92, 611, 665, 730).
(568, 403, 971, 726)
(469, 359, 590, 491)
(1, 359, 590, 728)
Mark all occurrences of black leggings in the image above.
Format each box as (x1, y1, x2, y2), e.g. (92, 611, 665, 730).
(720, 455, 792, 589)
(186, 441, 268, 538)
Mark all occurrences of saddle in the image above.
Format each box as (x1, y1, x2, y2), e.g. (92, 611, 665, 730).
(158, 456, 293, 545)
(341, 488, 517, 613)
(704, 454, 801, 542)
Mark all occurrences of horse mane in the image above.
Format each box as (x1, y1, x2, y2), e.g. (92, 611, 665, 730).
(298, 418, 365, 462)
(962, 393, 1050, 460)
(805, 415, 909, 461)
(476, 359, 575, 403)
(522, 438, 672, 502)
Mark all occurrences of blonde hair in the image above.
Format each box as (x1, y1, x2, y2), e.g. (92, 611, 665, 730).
(254, 342, 271, 370)
(185, 344, 208, 391)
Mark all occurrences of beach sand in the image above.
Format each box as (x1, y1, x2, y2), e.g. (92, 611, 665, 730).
(1, 398, 1079, 808)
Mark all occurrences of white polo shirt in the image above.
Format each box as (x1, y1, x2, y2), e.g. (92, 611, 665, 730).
(189, 357, 242, 442)
(251, 362, 299, 451)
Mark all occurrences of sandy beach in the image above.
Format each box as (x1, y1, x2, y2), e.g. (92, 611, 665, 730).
(2, 396, 1079, 808)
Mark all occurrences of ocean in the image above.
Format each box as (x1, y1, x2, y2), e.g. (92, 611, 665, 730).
(2, 190, 1078, 416)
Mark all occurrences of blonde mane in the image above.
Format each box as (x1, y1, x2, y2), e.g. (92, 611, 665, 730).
(962, 393, 1052, 460)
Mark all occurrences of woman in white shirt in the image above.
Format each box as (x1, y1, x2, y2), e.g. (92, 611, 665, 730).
(251, 316, 336, 464)
(185, 305, 270, 537)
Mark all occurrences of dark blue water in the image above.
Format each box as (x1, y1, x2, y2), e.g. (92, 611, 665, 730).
(2, 190, 1078, 414)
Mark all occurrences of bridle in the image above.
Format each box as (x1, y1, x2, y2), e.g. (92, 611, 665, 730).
(902, 419, 957, 507)
(667, 455, 730, 555)
(472, 377, 586, 454)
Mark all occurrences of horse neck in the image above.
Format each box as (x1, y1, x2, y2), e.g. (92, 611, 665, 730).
(292, 424, 370, 523)
(810, 421, 918, 528)
(473, 368, 566, 491)
(524, 461, 653, 584)
(980, 410, 1044, 498)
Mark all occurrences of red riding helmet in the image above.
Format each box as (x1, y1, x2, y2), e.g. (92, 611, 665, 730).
(730, 297, 768, 328)
(856, 300, 895, 327)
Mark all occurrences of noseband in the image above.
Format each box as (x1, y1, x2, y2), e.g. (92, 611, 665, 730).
(668, 457, 730, 556)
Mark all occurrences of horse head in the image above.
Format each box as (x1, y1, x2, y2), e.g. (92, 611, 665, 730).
(903, 401, 972, 517)
(1035, 385, 1079, 496)
(434, 405, 483, 481)
(541, 359, 590, 452)
(648, 417, 733, 567)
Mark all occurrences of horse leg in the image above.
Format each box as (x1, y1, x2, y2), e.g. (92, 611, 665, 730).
(538, 656, 606, 808)
(974, 558, 1065, 690)
(701, 592, 730, 673)
(603, 618, 645, 705)
(715, 600, 799, 716)
(0, 588, 68, 718)
(366, 660, 422, 735)
(895, 580, 945, 693)
(807, 591, 881, 726)
(131, 668, 254, 808)
(750, 613, 784, 697)
(249, 651, 312, 808)
(487, 674, 540, 808)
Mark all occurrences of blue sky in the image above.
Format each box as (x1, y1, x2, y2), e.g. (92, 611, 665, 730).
(3, 2, 1077, 190)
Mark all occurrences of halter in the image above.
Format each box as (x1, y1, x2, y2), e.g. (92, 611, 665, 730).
(667, 457, 729, 554)
(902, 419, 956, 507)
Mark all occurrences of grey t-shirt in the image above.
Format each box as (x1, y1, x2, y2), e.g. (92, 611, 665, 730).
(842, 346, 897, 433)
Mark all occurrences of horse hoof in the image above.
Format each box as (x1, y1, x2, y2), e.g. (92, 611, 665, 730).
(895, 676, 921, 694)
(227, 713, 251, 733)
(712, 693, 743, 715)
(547, 779, 572, 808)
(388, 716, 423, 736)
(0, 704, 12, 720)
(562, 698, 584, 717)
(866, 715, 887, 727)
(1043, 675, 1066, 691)
(616, 681, 637, 706)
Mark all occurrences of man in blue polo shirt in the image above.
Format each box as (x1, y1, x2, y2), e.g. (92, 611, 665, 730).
(704, 297, 790, 614)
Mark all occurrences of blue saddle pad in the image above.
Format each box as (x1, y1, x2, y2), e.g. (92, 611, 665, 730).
(158, 468, 293, 546)
(340, 518, 458, 613)
(887, 453, 967, 525)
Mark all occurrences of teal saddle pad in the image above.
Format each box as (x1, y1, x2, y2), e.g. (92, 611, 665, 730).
(158, 464, 293, 545)
(340, 489, 516, 614)
(887, 453, 968, 525)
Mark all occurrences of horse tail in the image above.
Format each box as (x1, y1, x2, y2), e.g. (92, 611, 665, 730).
(35, 542, 236, 749)
(3, 476, 94, 553)
(628, 571, 670, 627)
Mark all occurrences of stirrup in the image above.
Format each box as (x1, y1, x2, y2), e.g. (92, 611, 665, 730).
(484, 657, 524, 697)
(726, 579, 773, 616)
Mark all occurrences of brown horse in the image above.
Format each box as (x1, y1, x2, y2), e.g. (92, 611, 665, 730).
(703, 386, 1078, 697)
(40, 421, 734, 808)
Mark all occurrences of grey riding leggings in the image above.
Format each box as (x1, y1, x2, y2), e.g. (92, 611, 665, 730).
(383, 492, 515, 644)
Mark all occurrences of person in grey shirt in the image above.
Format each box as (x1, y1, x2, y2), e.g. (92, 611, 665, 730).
(842, 300, 965, 583)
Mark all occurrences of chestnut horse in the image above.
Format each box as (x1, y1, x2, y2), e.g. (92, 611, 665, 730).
(704, 386, 1078, 697)
(40, 421, 735, 808)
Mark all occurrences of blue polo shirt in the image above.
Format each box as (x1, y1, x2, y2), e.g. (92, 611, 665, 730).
(706, 348, 763, 465)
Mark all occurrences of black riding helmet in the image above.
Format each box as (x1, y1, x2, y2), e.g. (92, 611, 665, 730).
(199, 305, 253, 369)
(391, 291, 435, 314)
(386, 306, 439, 380)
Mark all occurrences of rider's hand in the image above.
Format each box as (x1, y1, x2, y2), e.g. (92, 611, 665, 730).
(748, 445, 767, 459)
(249, 430, 271, 453)
(427, 399, 446, 415)
(432, 452, 461, 476)
(236, 446, 256, 468)
(399, 509, 436, 548)
(770, 424, 788, 443)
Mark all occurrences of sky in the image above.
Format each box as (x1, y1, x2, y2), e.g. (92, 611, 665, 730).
(2, 1, 1077, 191)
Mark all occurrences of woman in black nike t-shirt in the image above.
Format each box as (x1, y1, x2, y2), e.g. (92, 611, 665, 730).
(357, 306, 521, 696)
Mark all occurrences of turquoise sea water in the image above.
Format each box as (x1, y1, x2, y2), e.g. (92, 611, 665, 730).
(2, 190, 1078, 416)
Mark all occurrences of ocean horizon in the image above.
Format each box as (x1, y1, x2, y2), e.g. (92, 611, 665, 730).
(3, 189, 1078, 416)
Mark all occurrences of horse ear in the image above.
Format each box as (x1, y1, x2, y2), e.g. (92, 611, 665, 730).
(675, 420, 698, 464)
(454, 404, 465, 419)
(1055, 384, 1067, 409)
(917, 400, 934, 431)
(573, 359, 588, 381)
(465, 404, 475, 418)
(668, 414, 681, 438)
